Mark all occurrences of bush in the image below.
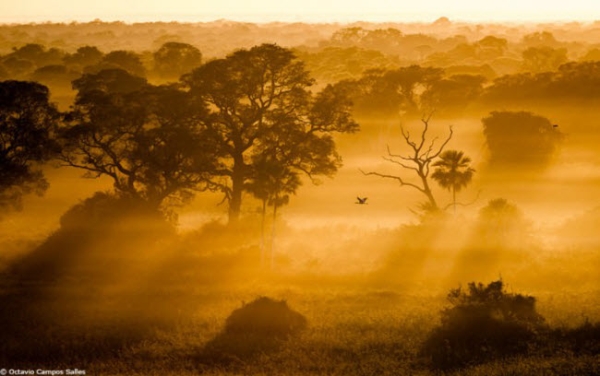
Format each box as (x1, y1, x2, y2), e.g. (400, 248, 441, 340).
(421, 280, 546, 370)
(203, 297, 307, 362)
(8, 191, 174, 281)
(549, 320, 600, 356)
(224, 296, 307, 338)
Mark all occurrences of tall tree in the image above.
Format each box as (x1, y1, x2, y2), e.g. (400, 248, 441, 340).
(183, 44, 358, 223)
(0, 81, 60, 211)
(431, 150, 475, 213)
(60, 69, 219, 210)
(153, 42, 202, 80)
(482, 111, 562, 170)
(246, 156, 300, 268)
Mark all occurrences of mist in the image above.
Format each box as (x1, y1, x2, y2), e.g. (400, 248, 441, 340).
(1, 17, 600, 375)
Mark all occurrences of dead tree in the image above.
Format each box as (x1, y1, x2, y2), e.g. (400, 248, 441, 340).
(361, 115, 453, 212)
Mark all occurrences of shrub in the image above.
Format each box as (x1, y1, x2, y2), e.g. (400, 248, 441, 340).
(8, 191, 174, 281)
(224, 296, 307, 338)
(550, 320, 600, 356)
(203, 297, 307, 362)
(421, 280, 546, 370)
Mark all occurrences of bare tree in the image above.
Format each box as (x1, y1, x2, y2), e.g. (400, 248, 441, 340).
(361, 115, 452, 212)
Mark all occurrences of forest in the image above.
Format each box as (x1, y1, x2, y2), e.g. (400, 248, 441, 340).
(1, 18, 600, 375)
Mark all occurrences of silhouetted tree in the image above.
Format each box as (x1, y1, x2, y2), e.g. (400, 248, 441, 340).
(85, 50, 146, 77)
(362, 115, 453, 213)
(59, 70, 219, 210)
(431, 150, 475, 213)
(476, 198, 528, 248)
(522, 46, 568, 73)
(0, 80, 60, 211)
(345, 65, 443, 117)
(183, 44, 358, 223)
(482, 111, 562, 170)
(30, 64, 79, 87)
(5, 44, 64, 68)
(475, 36, 508, 59)
(421, 74, 486, 114)
(522, 31, 560, 48)
(63, 46, 104, 70)
(153, 42, 202, 80)
(384, 65, 444, 115)
(246, 156, 300, 267)
(71, 68, 146, 94)
(1, 57, 35, 79)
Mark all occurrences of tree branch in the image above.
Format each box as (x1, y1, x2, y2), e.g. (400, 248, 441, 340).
(360, 169, 425, 193)
(382, 156, 420, 173)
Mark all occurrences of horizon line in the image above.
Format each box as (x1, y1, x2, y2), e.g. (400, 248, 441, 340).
(1, 13, 599, 26)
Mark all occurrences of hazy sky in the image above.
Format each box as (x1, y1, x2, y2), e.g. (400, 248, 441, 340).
(1, 0, 599, 24)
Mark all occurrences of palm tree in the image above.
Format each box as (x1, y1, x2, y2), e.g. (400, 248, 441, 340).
(431, 150, 475, 213)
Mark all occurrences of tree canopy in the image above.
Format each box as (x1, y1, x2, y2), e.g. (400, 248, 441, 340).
(183, 43, 358, 222)
(60, 69, 220, 210)
(0, 80, 60, 211)
(153, 42, 202, 80)
(482, 111, 562, 170)
(431, 150, 475, 212)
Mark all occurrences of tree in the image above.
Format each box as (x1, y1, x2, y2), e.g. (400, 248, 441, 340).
(153, 42, 202, 80)
(183, 44, 358, 223)
(30, 64, 79, 88)
(431, 150, 475, 213)
(346, 66, 444, 118)
(85, 50, 146, 77)
(60, 69, 219, 210)
(5, 44, 64, 68)
(475, 36, 508, 59)
(71, 68, 147, 94)
(384, 65, 444, 115)
(522, 46, 568, 73)
(362, 115, 453, 213)
(0, 81, 60, 211)
(482, 111, 562, 170)
(522, 31, 560, 48)
(246, 156, 300, 268)
(63, 46, 104, 70)
(421, 74, 486, 114)
(476, 198, 528, 248)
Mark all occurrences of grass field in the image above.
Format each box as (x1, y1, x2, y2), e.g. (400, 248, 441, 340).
(1, 272, 599, 376)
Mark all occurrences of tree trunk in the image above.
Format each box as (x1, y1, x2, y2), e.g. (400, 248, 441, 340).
(228, 155, 245, 223)
(260, 199, 267, 268)
(421, 173, 439, 210)
(270, 204, 278, 270)
(452, 187, 456, 214)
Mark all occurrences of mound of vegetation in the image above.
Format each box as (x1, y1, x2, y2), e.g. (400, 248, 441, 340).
(421, 280, 546, 370)
(549, 320, 600, 356)
(203, 297, 307, 362)
(8, 191, 174, 282)
(225, 296, 307, 337)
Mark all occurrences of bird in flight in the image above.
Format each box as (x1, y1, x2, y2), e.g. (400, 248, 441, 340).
(356, 196, 368, 205)
(553, 124, 559, 128)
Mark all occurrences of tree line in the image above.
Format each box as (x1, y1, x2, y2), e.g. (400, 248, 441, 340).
(0, 44, 358, 224)
(1, 39, 566, 225)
